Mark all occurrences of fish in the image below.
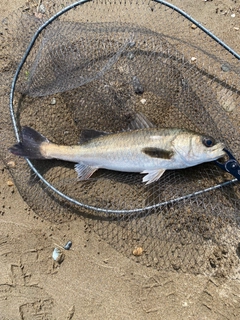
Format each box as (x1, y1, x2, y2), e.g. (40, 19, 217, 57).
(9, 114, 225, 184)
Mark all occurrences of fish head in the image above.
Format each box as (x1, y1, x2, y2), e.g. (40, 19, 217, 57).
(173, 132, 225, 166)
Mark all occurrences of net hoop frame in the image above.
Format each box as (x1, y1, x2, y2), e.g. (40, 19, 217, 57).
(9, 0, 239, 214)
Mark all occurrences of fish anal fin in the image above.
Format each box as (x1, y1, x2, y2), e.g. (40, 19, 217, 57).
(75, 163, 98, 180)
(79, 129, 109, 144)
(142, 147, 174, 159)
(141, 169, 166, 185)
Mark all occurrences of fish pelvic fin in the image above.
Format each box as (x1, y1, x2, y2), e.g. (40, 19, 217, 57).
(141, 169, 166, 184)
(9, 127, 49, 159)
(75, 163, 99, 180)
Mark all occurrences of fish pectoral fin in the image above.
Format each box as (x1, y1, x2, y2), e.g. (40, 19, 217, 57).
(141, 169, 166, 185)
(74, 163, 99, 180)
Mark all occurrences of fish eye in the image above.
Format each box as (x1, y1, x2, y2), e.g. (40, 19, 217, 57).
(202, 136, 215, 148)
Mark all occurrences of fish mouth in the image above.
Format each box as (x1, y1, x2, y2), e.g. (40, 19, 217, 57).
(211, 142, 226, 158)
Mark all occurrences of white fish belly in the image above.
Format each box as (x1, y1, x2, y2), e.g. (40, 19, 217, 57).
(85, 151, 175, 171)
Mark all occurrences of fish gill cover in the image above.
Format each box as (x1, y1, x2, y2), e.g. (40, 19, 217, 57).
(0, 0, 240, 276)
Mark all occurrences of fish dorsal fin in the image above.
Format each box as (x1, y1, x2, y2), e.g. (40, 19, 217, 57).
(128, 112, 155, 130)
(79, 129, 109, 144)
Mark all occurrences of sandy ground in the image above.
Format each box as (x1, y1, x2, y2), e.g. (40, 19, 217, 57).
(0, 0, 240, 319)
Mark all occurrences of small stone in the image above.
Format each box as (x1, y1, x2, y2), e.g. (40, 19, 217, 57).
(63, 241, 72, 250)
(231, 13, 235, 18)
(234, 27, 239, 31)
(39, 4, 46, 14)
(7, 180, 14, 187)
(52, 248, 64, 263)
(221, 64, 231, 72)
(50, 98, 56, 105)
(140, 99, 146, 104)
(191, 57, 197, 63)
(7, 161, 16, 168)
(191, 24, 197, 29)
(129, 41, 136, 48)
(133, 247, 143, 256)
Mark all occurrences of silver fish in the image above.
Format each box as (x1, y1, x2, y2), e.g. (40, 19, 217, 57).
(9, 118, 225, 184)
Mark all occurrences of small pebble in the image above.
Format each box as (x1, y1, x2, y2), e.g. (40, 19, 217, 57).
(133, 247, 143, 256)
(39, 4, 46, 14)
(231, 13, 235, 18)
(191, 57, 197, 63)
(234, 27, 239, 31)
(7, 161, 16, 168)
(7, 180, 14, 187)
(221, 64, 230, 72)
(140, 99, 146, 104)
(64, 241, 72, 250)
(129, 41, 136, 48)
(52, 248, 64, 263)
(50, 98, 56, 105)
(191, 24, 197, 29)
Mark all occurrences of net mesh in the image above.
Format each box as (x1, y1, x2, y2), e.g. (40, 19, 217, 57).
(1, 0, 240, 276)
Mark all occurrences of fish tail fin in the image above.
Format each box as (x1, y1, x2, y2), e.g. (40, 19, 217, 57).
(9, 126, 49, 159)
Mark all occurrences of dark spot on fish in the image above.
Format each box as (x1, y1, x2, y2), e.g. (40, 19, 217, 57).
(202, 136, 215, 148)
(142, 147, 174, 159)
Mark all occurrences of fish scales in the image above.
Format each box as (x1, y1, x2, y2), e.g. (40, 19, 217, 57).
(75, 128, 181, 172)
